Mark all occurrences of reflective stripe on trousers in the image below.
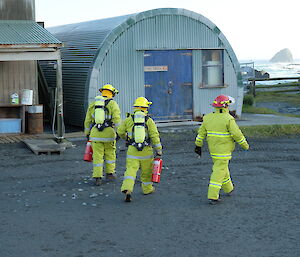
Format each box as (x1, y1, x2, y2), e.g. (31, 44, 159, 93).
(223, 178, 231, 184)
(211, 153, 232, 159)
(209, 181, 222, 189)
(127, 155, 153, 160)
(142, 181, 153, 185)
(93, 163, 103, 167)
(90, 137, 115, 141)
(123, 176, 135, 181)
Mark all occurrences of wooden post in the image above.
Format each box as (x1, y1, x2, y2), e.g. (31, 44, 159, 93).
(253, 80, 256, 97)
(298, 79, 300, 93)
(56, 51, 64, 141)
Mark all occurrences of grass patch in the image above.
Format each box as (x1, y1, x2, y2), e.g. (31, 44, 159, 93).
(240, 124, 300, 138)
(254, 92, 300, 106)
(242, 105, 279, 114)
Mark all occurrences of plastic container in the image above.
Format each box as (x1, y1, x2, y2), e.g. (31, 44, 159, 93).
(10, 93, 19, 104)
(0, 118, 21, 133)
(21, 89, 33, 105)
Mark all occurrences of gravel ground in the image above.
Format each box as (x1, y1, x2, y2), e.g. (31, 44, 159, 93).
(0, 132, 299, 257)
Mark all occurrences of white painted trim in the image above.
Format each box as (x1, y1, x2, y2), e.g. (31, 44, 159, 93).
(0, 51, 61, 61)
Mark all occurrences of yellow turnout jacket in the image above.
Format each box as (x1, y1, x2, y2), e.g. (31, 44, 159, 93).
(195, 108, 249, 160)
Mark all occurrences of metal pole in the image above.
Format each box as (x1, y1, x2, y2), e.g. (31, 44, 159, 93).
(56, 50, 64, 141)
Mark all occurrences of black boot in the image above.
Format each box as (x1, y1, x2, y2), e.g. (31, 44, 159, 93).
(123, 190, 132, 202)
(94, 177, 103, 186)
(208, 199, 221, 205)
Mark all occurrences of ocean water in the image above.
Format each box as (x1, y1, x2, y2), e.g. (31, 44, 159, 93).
(240, 59, 300, 85)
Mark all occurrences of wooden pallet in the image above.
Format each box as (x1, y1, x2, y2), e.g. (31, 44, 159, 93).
(0, 134, 38, 144)
(23, 139, 66, 155)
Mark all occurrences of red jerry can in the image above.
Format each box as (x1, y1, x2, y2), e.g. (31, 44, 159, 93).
(152, 158, 163, 183)
(83, 141, 93, 162)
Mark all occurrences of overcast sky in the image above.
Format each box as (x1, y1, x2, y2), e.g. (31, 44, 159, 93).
(35, 0, 300, 60)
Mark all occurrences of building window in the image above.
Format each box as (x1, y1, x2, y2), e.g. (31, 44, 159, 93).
(201, 50, 224, 87)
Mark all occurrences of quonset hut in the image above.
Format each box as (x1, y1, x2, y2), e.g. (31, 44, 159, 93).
(43, 8, 243, 127)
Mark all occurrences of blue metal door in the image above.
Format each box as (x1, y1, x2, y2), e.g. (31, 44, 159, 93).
(144, 50, 193, 120)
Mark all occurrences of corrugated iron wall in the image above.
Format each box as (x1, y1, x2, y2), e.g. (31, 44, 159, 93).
(90, 13, 240, 120)
(45, 8, 241, 126)
(44, 16, 130, 126)
(0, 0, 35, 20)
(0, 61, 38, 104)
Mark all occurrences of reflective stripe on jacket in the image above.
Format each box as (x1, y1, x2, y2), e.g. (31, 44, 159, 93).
(195, 108, 249, 160)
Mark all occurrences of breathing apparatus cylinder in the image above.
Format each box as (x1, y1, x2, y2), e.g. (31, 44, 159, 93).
(94, 96, 106, 125)
(133, 110, 146, 144)
(83, 141, 93, 162)
(152, 158, 163, 183)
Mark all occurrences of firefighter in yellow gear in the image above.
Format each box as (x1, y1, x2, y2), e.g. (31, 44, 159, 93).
(195, 95, 249, 204)
(117, 97, 162, 202)
(84, 84, 121, 185)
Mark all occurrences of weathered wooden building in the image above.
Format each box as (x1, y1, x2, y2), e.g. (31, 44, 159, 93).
(44, 8, 243, 127)
(0, 0, 62, 134)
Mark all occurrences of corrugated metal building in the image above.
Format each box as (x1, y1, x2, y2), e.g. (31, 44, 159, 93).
(44, 8, 243, 127)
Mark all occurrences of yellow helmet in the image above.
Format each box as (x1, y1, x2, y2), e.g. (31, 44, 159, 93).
(133, 97, 152, 108)
(99, 84, 119, 96)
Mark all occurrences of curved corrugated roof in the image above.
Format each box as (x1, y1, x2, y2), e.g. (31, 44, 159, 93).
(48, 8, 239, 79)
(45, 8, 240, 126)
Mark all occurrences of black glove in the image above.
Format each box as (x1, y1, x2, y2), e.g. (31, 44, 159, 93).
(194, 146, 202, 157)
(155, 149, 162, 158)
(116, 133, 120, 141)
(86, 135, 90, 141)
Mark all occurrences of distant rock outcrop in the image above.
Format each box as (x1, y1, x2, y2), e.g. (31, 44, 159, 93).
(270, 48, 293, 63)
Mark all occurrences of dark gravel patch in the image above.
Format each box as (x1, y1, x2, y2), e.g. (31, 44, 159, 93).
(0, 133, 299, 257)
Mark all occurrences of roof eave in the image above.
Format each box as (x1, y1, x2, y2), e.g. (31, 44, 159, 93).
(0, 43, 63, 49)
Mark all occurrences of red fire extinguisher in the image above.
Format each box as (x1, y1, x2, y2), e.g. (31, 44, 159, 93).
(152, 158, 163, 183)
(83, 141, 93, 162)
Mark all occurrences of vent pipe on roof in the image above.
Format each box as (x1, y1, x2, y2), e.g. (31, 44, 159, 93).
(0, 0, 35, 20)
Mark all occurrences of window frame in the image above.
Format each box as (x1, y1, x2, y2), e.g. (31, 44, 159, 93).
(200, 49, 225, 88)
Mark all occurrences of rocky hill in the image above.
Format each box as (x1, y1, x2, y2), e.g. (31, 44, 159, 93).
(270, 48, 293, 63)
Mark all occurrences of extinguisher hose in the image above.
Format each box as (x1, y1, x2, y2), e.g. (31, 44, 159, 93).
(52, 87, 65, 140)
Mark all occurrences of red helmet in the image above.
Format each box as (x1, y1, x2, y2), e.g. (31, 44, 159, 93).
(212, 94, 230, 108)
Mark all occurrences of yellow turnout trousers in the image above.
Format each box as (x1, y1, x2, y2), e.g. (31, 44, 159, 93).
(91, 141, 116, 178)
(207, 159, 234, 200)
(121, 146, 154, 194)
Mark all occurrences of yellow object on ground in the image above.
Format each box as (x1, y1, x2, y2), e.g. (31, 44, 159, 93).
(84, 89, 121, 178)
(91, 141, 116, 178)
(207, 159, 233, 199)
(195, 107, 249, 200)
(118, 109, 162, 194)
